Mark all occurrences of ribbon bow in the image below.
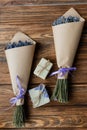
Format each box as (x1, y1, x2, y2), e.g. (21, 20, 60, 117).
(50, 67, 76, 77)
(10, 75, 25, 106)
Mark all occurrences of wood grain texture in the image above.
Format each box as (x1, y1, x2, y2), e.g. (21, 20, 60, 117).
(0, 1, 87, 129)
(0, 84, 87, 107)
(0, 128, 87, 130)
(5, 129, 87, 130)
(0, 0, 87, 7)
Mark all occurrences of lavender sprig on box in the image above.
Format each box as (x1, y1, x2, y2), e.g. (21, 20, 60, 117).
(34, 58, 53, 80)
(29, 84, 50, 108)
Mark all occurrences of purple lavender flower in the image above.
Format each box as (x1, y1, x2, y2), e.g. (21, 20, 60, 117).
(6, 40, 32, 50)
(52, 16, 80, 26)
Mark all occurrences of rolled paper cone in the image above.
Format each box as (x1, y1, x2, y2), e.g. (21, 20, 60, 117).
(51, 8, 85, 103)
(5, 32, 36, 106)
(52, 8, 85, 79)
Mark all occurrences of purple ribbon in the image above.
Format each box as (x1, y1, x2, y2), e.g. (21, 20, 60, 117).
(50, 67, 76, 77)
(10, 75, 25, 106)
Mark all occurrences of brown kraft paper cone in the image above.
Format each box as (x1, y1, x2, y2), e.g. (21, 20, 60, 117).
(52, 8, 85, 79)
(51, 8, 85, 103)
(5, 32, 36, 106)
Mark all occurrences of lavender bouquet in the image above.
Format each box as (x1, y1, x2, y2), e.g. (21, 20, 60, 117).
(51, 8, 85, 103)
(5, 32, 36, 127)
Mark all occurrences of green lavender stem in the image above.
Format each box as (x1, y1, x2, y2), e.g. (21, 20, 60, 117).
(13, 105, 25, 127)
(51, 79, 68, 103)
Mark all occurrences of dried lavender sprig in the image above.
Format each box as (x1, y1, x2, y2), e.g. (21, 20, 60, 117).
(52, 15, 80, 26)
(51, 79, 68, 103)
(5, 40, 32, 50)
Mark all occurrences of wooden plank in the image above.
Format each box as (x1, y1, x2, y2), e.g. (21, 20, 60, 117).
(1, 45, 87, 84)
(0, 111, 87, 128)
(1, 102, 87, 116)
(0, 84, 87, 107)
(0, 0, 87, 7)
(0, 5, 87, 26)
(0, 128, 79, 130)
(0, 25, 87, 44)
(0, 93, 87, 128)
(0, 5, 87, 44)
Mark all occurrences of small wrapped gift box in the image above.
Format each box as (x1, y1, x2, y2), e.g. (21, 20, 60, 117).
(29, 84, 50, 108)
(34, 58, 53, 79)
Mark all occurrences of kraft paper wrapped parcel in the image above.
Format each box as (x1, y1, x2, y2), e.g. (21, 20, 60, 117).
(34, 58, 53, 80)
(5, 32, 36, 127)
(51, 8, 85, 103)
(29, 84, 50, 108)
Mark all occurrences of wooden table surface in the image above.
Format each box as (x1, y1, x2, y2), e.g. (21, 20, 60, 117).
(0, 0, 87, 129)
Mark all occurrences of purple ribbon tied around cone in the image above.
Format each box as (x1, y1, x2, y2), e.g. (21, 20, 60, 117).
(10, 75, 25, 106)
(50, 67, 76, 77)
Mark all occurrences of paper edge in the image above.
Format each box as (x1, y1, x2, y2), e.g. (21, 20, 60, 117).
(63, 8, 85, 22)
(11, 31, 36, 45)
(5, 43, 35, 53)
(52, 7, 85, 28)
(29, 84, 45, 92)
(52, 20, 84, 29)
